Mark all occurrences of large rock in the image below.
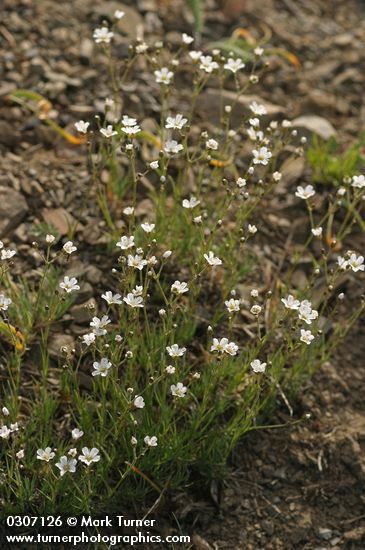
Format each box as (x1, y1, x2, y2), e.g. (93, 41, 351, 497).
(0, 186, 28, 237)
(292, 115, 337, 140)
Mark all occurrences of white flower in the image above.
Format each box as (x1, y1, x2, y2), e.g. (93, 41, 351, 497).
(166, 365, 175, 374)
(248, 224, 257, 234)
(16, 449, 24, 459)
(150, 160, 159, 169)
(298, 300, 318, 325)
(114, 9, 125, 19)
(93, 27, 114, 44)
(74, 120, 89, 133)
(249, 118, 260, 127)
(312, 227, 323, 237)
(236, 178, 246, 188)
(100, 125, 118, 138)
(90, 315, 111, 336)
(134, 396, 145, 409)
(144, 435, 158, 447)
(131, 436, 137, 445)
(189, 50, 202, 61)
(122, 125, 141, 136)
(166, 344, 186, 357)
(56, 456, 77, 476)
(337, 187, 346, 196)
(249, 102, 267, 116)
(127, 254, 147, 270)
(37, 447, 55, 462)
(206, 138, 218, 150)
(63, 241, 77, 255)
(171, 382, 187, 398)
(252, 146, 272, 165)
(281, 295, 300, 310)
(282, 119, 292, 128)
(132, 285, 143, 296)
(347, 253, 364, 272)
(254, 46, 264, 56)
(224, 57, 245, 73)
(46, 234, 55, 244)
(182, 196, 200, 209)
(165, 114, 188, 130)
(171, 281, 189, 295)
(163, 250, 172, 259)
(1, 248, 16, 260)
(116, 235, 135, 250)
(141, 223, 155, 233)
(82, 333, 96, 346)
(251, 289, 259, 297)
(295, 185, 315, 200)
(300, 329, 314, 345)
(123, 293, 144, 308)
(79, 447, 100, 466)
(352, 175, 365, 189)
(123, 206, 134, 216)
(0, 294, 11, 311)
(68, 448, 77, 457)
(101, 291, 122, 305)
(136, 42, 148, 54)
(337, 256, 348, 270)
(182, 33, 194, 44)
(164, 140, 183, 155)
(273, 171, 282, 182)
(199, 55, 219, 73)
(0, 426, 11, 439)
(122, 115, 138, 127)
(250, 304, 262, 315)
(225, 342, 238, 356)
(251, 359, 267, 373)
(71, 428, 84, 440)
(210, 337, 229, 353)
(92, 357, 112, 377)
(204, 251, 222, 266)
(59, 276, 80, 293)
(225, 298, 240, 313)
(2, 407, 9, 416)
(154, 67, 173, 85)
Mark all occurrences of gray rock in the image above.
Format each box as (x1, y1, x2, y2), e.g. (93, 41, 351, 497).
(0, 186, 28, 237)
(292, 115, 337, 140)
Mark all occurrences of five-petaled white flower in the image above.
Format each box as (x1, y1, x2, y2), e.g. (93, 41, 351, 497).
(114, 9, 125, 19)
(144, 435, 158, 447)
(252, 146, 272, 165)
(164, 140, 183, 155)
(74, 120, 89, 133)
(171, 281, 189, 295)
(250, 359, 267, 373)
(0, 294, 11, 311)
(127, 254, 147, 270)
(210, 337, 229, 353)
(116, 235, 135, 250)
(182, 196, 200, 209)
(352, 175, 365, 189)
(312, 227, 323, 237)
(0, 426, 11, 439)
(72, 428, 84, 440)
(59, 276, 80, 293)
(225, 298, 240, 313)
(204, 251, 222, 266)
(100, 125, 118, 138)
(182, 33, 194, 44)
(63, 241, 77, 255)
(79, 447, 100, 466)
(154, 67, 173, 85)
(90, 315, 111, 336)
(224, 57, 245, 73)
(37, 447, 55, 462)
(206, 138, 218, 150)
(347, 253, 364, 272)
(171, 382, 187, 398)
(300, 329, 314, 345)
(225, 342, 239, 356)
(281, 295, 300, 310)
(166, 344, 186, 357)
(199, 55, 219, 73)
(56, 456, 77, 476)
(93, 27, 114, 44)
(141, 223, 155, 233)
(134, 396, 145, 409)
(82, 333, 96, 346)
(298, 300, 318, 325)
(102, 291, 122, 305)
(189, 50, 202, 61)
(123, 293, 144, 308)
(249, 102, 267, 116)
(1, 248, 16, 260)
(92, 357, 112, 377)
(295, 185, 315, 200)
(165, 114, 188, 130)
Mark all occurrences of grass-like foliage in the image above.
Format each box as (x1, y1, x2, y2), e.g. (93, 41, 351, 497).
(1, 14, 364, 515)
